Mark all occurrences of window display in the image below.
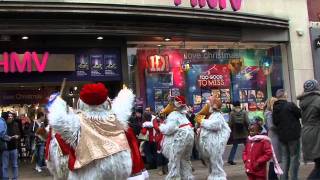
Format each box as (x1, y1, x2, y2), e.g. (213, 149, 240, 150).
(129, 44, 284, 121)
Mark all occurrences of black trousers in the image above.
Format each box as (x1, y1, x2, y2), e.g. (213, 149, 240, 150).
(143, 141, 158, 169)
(268, 162, 279, 180)
(307, 158, 320, 180)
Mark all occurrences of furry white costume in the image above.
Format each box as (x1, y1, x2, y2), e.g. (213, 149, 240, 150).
(198, 99, 231, 180)
(160, 96, 194, 180)
(46, 83, 135, 180)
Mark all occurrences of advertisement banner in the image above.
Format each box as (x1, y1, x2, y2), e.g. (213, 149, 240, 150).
(197, 64, 231, 89)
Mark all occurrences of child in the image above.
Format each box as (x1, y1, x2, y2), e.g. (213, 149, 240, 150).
(254, 117, 268, 135)
(243, 123, 282, 180)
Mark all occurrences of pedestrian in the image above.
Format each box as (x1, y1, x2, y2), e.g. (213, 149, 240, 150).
(2, 112, 21, 180)
(198, 96, 231, 180)
(264, 97, 280, 180)
(228, 101, 249, 165)
(186, 105, 199, 161)
(297, 80, 320, 179)
(141, 113, 158, 170)
(32, 112, 47, 172)
(254, 116, 268, 135)
(0, 112, 11, 179)
(242, 123, 278, 180)
(273, 89, 301, 180)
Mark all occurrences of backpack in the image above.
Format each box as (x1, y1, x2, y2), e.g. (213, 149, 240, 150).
(233, 111, 246, 131)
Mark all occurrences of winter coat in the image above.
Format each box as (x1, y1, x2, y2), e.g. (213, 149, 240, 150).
(6, 121, 21, 150)
(242, 138, 272, 177)
(272, 100, 301, 143)
(229, 109, 249, 141)
(297, 91, 320, 161)
(264, 110, 280, 161)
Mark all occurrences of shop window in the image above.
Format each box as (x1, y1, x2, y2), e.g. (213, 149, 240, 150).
(127, 44, 284, 121)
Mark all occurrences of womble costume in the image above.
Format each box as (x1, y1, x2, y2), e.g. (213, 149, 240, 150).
(197, 97, 231, 180)
(45, 83, 146, 180)
(159, 96, 194, 180)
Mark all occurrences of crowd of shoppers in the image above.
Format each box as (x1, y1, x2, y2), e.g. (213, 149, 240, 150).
(0, 110, 49, 179)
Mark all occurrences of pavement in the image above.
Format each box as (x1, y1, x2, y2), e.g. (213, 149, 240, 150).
(16, 157, 314, 180)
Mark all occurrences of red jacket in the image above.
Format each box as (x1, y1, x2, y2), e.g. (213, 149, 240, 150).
(242, 138, 272, 177)
(141, 117, 164, 151)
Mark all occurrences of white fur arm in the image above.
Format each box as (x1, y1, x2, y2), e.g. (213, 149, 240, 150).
(112, 88, 135, 129)
(159, 120, 177, 135)
(48, 97, 80, 147)
(159, 113, 178, 135)
(201, 113, 223, 131)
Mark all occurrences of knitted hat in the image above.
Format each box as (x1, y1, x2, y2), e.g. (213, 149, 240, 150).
(80, 83, 109, 105)
(303, 80, 320, 92)
(276, 89, 287, 99)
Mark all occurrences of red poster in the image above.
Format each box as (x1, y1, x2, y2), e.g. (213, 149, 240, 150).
(197, 64, 230, 88)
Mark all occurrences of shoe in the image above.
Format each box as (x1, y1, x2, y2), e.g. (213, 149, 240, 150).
(228, 161, 236, 165)
(158, 170, 163, 176)
(35, 166, 42, 172)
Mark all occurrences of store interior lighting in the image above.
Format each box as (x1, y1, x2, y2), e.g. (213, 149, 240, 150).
(97, 36, 104, 40)
(164, 37, 171, 41)
(22, 36, 29, 40)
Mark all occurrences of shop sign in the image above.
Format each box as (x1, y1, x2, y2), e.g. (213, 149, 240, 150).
(0, 90, 49, 105)
(315, 38, 320, 49)
(198, 64, 230, 88)
(147, 55, 169, 73)
(174, 0, 242, 11)
(0, 51, 49, 73)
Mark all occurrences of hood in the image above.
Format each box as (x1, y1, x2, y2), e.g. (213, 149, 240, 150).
(272, 99, 288, 114)
(232, 108, 244, 116)
(297, 91, 320, 110)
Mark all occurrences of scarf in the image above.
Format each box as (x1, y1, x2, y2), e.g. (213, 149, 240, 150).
(248, 135, 283, 175)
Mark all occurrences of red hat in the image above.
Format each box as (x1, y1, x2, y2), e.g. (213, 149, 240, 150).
(174, 96, 186, 106)
(80, 83, 109, 105)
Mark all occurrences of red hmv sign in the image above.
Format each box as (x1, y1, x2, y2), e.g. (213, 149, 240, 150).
(174, 0, 242, 11)
(198, 64, 231, 88)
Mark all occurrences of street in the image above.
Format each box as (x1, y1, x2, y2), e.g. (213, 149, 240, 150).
(18, 159, 314, 180)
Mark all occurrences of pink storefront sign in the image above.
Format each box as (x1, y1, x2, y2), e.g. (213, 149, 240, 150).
(0, 51, 49, 73)
(174, 0, 242, 11)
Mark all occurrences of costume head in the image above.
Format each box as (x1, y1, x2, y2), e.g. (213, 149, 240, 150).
(303, 79, 320, 92)
(78, 83, 112, 118)
(160, 95, 188, 116)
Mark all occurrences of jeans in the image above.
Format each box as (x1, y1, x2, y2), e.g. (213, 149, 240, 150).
(36, 144, 45, 167)
(279, 139, 300, 180)
(228, 142, 245, 162)
(2, 149, 18, 180)
(307, 158, 320, 180)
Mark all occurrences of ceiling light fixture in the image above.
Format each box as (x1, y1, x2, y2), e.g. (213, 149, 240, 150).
(164, 37, 171, 41)
(22, 36, 29, 40)
(97, 36, 104, 40)
(157, 44, 163, 47)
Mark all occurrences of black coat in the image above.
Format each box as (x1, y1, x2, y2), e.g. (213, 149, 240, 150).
(297, 91, 320, 160)
(272, 99, 301, 143)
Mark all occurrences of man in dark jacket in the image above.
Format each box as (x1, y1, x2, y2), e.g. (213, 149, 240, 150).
(227, 101, 249, 165)
(273, 89, 301, 180)
(297, 80, 320, 179)
(2, 112, 21, 180)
